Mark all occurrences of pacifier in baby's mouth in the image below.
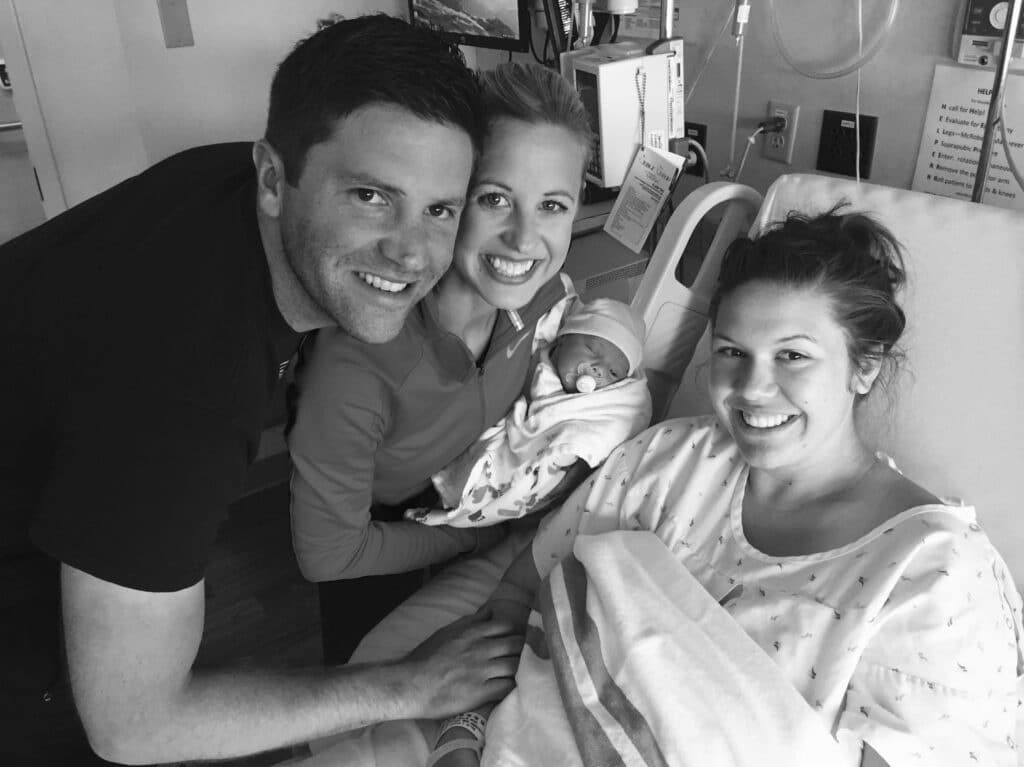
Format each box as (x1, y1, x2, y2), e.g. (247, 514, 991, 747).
(573, 361, 602, 393)
(575, 375, 597, 393)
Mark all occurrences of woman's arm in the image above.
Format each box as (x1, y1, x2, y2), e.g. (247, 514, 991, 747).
(494, 541, 542, 610)
(429, 427, 654, 767)
(428, 542, 541, 767)
(841, 522, 1022, 763)
(289, 432, 482, 581)
(527, 458, 593, 517)
(289, 451, 485, 581)
(287, 339, 481, 581)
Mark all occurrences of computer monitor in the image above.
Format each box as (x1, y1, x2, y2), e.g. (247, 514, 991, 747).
(408, 0, 530, 52)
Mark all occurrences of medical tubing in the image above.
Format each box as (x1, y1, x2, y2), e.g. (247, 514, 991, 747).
(973, 0, 1023, 201)
(685, 1, 735, 105)
(767, 0, 899, 80)
(529, 25, 546, 65)
(578, 0, 595, 47)
(998, 109, 1024, 193)
(733, 125, 764, 182)
(593, 12, 611, 44)
(687, 137, 710, 184)
(725, 31, 745, 174)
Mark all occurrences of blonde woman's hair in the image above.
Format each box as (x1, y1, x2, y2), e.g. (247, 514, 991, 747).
(479, 61, 594, 168)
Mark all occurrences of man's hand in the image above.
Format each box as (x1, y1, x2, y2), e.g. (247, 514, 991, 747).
(64, 562, 467, 763)
(401, 611, 524, 719)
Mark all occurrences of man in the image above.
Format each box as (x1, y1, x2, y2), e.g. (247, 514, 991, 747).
(0, 15, 522, 765)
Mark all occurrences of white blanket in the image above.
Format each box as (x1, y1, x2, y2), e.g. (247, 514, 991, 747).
(483, 531, 858, 767)
(423, 356, 651, 527)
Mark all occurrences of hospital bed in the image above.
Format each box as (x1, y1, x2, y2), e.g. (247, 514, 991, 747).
(295, 173, 1024, 765)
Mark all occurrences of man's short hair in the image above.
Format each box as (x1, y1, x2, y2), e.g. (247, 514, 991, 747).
(266, 14, 482, 184)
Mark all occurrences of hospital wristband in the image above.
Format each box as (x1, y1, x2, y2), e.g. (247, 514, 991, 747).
(491, 581, 533, 608)
(437, 711, 488, 743)
(426, 738, 483, 767)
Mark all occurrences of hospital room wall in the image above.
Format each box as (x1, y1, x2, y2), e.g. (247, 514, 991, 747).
(660, 0, 955, 194)
(0, 0, 402, 211)
(0, 0, 961, 212)
(400, 0, 958, 195)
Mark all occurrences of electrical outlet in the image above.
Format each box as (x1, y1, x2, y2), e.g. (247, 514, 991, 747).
(683, 122, 708, 177)
(816, 110, 878, 179)
(761, 100, 800, 164)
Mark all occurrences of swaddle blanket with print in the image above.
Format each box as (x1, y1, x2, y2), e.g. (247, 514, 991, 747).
(418, 355, 651, 527)
(482, 530, 856, 767)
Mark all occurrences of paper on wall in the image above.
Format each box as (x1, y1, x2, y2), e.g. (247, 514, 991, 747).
(912, 63, 1024, 211)
(603, 146, 685, 253)
(617, 0, 675, 40)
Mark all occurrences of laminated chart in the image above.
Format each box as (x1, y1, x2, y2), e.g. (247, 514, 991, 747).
(912, 63, 1024, 211)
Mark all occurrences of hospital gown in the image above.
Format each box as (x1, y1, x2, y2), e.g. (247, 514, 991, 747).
(533, 415, 1024, 766)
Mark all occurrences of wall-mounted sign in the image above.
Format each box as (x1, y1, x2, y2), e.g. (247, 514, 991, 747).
(912, 63, 1024, 211)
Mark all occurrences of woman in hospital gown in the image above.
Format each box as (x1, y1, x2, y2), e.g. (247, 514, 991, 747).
(488, 206, 1023, 767)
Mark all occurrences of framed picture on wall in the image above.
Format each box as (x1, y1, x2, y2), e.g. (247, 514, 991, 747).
(408, 0, 530, 52)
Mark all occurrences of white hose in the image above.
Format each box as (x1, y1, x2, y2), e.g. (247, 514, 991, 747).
(685, 1, 735, 105)
(767, 0, 899, 80)
(720, 30, 747, 179)
(998, 105, 1024, 193)
(686, 137, 710, 184)
(733, 126, 764, 182)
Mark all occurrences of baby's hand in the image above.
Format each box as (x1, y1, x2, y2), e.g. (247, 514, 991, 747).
(404, 507, 452, 526)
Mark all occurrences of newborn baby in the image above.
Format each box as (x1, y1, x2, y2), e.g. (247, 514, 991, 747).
(548, 300, 637, 393)
(407, 298, 653, 527)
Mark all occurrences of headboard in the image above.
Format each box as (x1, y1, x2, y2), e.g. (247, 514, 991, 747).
(649, 173, 1024, 588)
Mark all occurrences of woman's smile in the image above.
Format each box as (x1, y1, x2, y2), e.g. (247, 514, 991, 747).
(736, 410, 800, 430)
(450, 118, 585, 312)
(482, 254, 539, 282)
(710, 280, 865, 474)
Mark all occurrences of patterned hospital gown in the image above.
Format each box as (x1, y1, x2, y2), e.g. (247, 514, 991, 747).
(532, 415, 1024, 766)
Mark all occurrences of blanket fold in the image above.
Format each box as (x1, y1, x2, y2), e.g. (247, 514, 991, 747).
(424, 357, 651, 527)
(483, 531, 858, 767)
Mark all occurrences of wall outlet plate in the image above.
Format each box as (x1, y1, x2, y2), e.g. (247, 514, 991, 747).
(816, 110, 878, 179)
(761, 100, 799, 164)
(683, 122, 708, 176)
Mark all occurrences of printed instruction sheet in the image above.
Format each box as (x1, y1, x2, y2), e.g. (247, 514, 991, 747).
(912, 63, 1024, 211)
(604, 146, 685, 253)
(617, 0, 675, 40)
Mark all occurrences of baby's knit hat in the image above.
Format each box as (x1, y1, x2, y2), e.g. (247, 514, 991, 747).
(556, 298, 646, 375)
